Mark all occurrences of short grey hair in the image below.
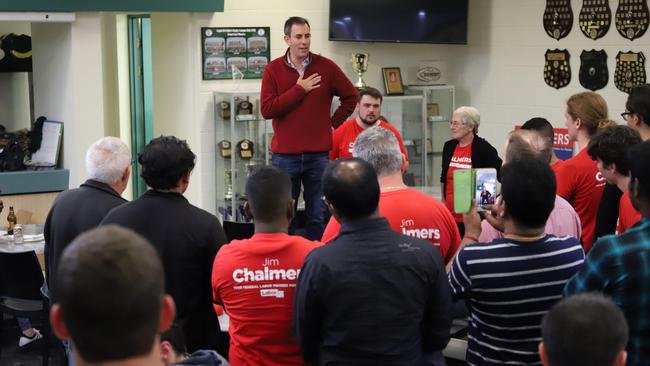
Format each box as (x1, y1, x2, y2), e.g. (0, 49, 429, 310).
(453, 106, 480, 134)
(85, 137, 131, 185)
(505, 130, 552, 164)
(352, 126, 402, 176)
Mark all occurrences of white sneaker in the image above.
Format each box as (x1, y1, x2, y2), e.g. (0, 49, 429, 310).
(19, 328, 43, 347)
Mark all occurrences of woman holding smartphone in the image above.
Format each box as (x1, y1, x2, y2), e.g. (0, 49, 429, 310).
(441, 106, 502, 236)
(557, 91, 616, 252)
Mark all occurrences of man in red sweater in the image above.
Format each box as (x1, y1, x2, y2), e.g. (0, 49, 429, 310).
(330, 86, 408, 163)
(261, 16, 358, 240)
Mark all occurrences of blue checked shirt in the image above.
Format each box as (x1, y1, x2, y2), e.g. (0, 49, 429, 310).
(564, 218, 650, 365)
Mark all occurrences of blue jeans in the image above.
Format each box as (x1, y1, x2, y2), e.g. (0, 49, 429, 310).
(272, 152, 329, 240)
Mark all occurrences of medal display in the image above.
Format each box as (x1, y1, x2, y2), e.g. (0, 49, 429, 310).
(579, 50, 609, 91)
(614, 51, 646, 94)
(579, 0, 611, 39)
(544, 0, 574, 40)
(544, 49, 572, 89)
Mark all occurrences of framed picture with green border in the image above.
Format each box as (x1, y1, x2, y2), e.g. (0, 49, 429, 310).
(202, 27, 270, 80)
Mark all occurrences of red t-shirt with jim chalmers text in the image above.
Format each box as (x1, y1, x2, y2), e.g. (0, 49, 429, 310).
(445, 143, 472, 222)
(322, 188, 461, 264)
(556, 148, 606, 252)
(212, 233, 321, 366)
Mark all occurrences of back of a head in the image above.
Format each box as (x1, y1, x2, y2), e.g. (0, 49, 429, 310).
(506, 130, 553, 164)
(138, 135, 196, 190)
(627, 140, 650, 200)
(322, 158, 380, 220)
(521, 117, 555, 150)
(160, 323, 187, 358)
(501, 158, 556, 229)
(85, 137, 131, 185)
(542, 293, 628, 366)
(587, 125, 641, 176)
(566, 92, 611, 136)
(245, 166, 292, 222)
(55, 225, 164, 363)
(626, 84, 650, 126)
(352, 126, 402, 176)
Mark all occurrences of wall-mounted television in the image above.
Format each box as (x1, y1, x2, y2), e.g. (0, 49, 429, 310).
(329, 0, 469, 44)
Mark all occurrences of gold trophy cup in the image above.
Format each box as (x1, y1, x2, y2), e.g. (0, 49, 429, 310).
(351, 53, 369, 89)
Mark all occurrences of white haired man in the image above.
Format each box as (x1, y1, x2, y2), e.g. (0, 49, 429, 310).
(44, 136, 131, 299)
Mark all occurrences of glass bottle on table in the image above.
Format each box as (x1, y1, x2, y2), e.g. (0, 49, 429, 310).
(7, 206, 17, 235)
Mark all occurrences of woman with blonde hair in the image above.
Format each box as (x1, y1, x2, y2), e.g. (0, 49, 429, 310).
(557, 91, 616, 252)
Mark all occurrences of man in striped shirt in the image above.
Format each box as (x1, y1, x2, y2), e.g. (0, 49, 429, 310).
(448, 157, 585, 365)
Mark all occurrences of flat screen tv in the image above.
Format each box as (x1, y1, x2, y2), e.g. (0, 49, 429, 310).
(329, 0, 468, 44)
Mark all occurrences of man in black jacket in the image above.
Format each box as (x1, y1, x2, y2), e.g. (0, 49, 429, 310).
(294, 158, 451, 366)
(101, 136, 228, 354)
(45, 136, 131, 298)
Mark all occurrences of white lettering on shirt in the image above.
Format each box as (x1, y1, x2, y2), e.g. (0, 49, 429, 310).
(232, 267, 302, 283)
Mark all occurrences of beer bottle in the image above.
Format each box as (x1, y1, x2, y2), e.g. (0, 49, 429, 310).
(7, 206, 17, 235)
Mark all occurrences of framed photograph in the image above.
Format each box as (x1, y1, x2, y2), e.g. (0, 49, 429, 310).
(201, 27, 270, 80)
(382, 67, 404, 95)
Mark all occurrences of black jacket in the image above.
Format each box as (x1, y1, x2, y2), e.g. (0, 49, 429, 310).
(440, 135, 503, 198)
(101, 190, 227, 353)
(44, 179, 127, 298)
(294, 217, 452, 366)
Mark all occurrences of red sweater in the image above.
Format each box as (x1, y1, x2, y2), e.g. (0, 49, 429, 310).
(260, 50, 358, 154)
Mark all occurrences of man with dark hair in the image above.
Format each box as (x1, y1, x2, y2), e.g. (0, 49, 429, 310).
(623, 84, 650, 141)
(160, 323, 228, 366)
(539, 293, 628, 366)
(588, 125, 642, 233)
(295, 158, 451, 365)
(50, 225, 175, 366)
(521, 117, 562, 170)
(565, 140, 650, 364)
(323, 127, 461, 265)
(449, 158, 584, 365)
(261, 16, 358, 240)
(330, 86, 408, 162)
(212, 166, 320, 365)
(102, 136, 228, 353)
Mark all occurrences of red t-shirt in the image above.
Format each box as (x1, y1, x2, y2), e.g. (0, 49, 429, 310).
(556, 148, 606, 252)
(212, 233, 321, 366)
(617, 190, 642, 234)
(445, 143, 472, 222)
(330, 118, 409, 160)
(321, 188, 461, 263)
(551, 159, 564, 175)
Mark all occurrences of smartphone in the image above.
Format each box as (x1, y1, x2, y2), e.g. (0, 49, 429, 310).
(474, 168, 497, 211)
(453, 169, 474, 214)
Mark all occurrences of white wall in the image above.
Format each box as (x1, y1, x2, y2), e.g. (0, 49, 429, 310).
(458, 0, 650, 153)
(32, 13, 110, 187)
(0, 22, 32, 131)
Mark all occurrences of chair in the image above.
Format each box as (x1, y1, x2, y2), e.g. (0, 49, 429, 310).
(223, 221, 255, 242)
(0, 250, 50, 366)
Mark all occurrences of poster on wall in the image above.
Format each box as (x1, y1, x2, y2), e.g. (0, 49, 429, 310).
(201, 27, 270, 80)
(515, 125, 575, 160)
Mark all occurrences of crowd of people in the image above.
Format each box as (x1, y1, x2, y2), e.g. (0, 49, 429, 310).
(24, 15, 650, 366)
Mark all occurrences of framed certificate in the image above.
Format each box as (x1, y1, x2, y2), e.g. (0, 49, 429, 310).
(382, 67, 404, 95)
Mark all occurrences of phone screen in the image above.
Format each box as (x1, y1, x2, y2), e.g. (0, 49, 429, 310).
(475, 169, 497, 209)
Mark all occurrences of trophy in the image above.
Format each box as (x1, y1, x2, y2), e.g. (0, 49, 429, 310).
(224, 169, 233, 200)
(351, 53, 369, 89)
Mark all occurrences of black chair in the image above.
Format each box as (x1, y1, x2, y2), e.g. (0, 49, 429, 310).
(223, 221, 254, 242)
(0, 250, 50, 366)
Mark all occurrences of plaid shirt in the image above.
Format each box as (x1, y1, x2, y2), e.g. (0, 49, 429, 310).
(564, 218, 650, 365)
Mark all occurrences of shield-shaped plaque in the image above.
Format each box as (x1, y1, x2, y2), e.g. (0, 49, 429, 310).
(579, 50, 608, 91)
(579, 0, 612, 39)
(615, 51, 646, 94)
(544, 49, 572, 89)
(615, 0, 650, 40)
(544, 0, 574, 40)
